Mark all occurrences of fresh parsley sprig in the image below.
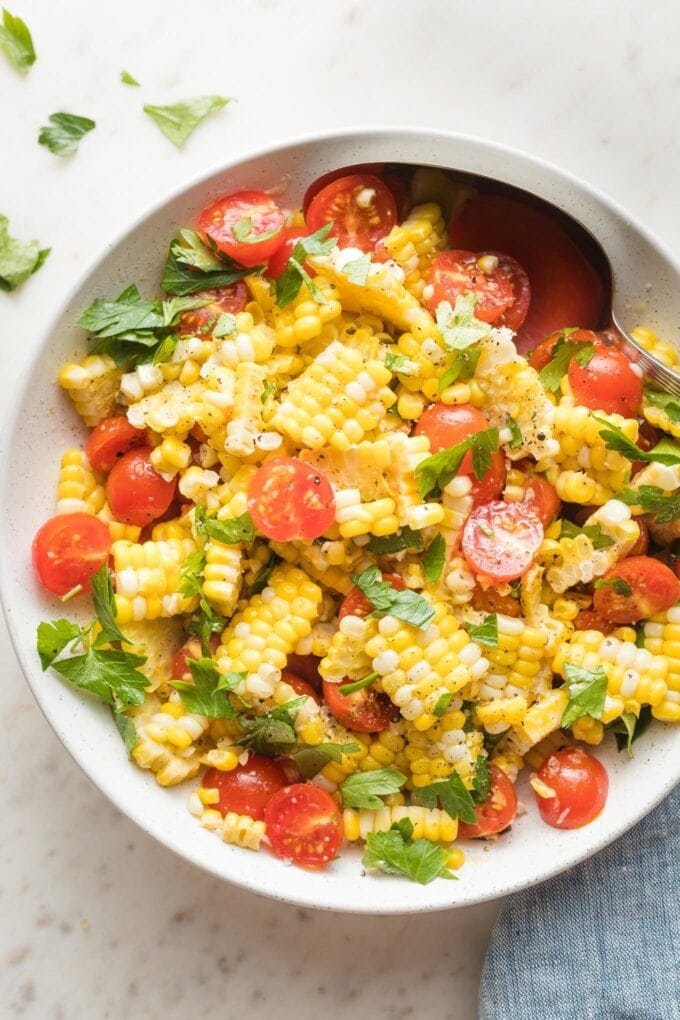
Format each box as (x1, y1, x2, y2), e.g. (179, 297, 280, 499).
(273, 225, 337, 308)
(292, 741, 361, 780)
(537, 331, 593, 392)
(340, 767, 406, 809)
(643, 387, 680, 423)
(609, 705, 652, 756)
(593, 415, 680, 466)
(39, 113, 95, 157)
(559, 519, 615, 550)
(362, 819, 456, 884)
(171, 657, 244, 719)
(144, 95, 232, 148)
(438, 347, 482, 393)
(436, 294, 489, 350)
(619, 485, 680, 524)
(415, 427, 499, 499)
(236, 698, 309, 756)
(416, 771, 477, 824)
(162, 227, 254, 296)
(194, 504, 256, 544)
(351, 567, 435, 630)
(422, 533, 446, 584)
(559, 662, 607, 729)
(365, 526, 424, 555)
(0, 214, 49, 292)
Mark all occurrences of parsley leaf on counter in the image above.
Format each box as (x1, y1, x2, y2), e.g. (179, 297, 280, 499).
(39, 112, 96, 157)
(0, 8, 35, 73)
(422, 533, 446, 584)
(342, 252, 371, 286)
(144, 95, 232, 148)
(162, 228, 253, 296)
(436, 294, 489, 350)
(351, 567, 435, 630)
(559, 519, 615, 550)
(363, 821, 456, 884)
(468, 614, 498, 647)
(340, 767, 407, 809)
(619, 485, 680, 524)
(416, 771, 477, 824)
(537, 332, 592, 392)
(365, 526, 424, 555)
(0, 214, 49, 291)
(171, 657, 242, 719)
(415, 427, 499, 498)
(560, 662, 607, 728)
(274, 224, 336, 308)
(120, 69, 140, 86)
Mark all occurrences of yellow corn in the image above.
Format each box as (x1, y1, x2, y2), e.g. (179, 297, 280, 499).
(632, 326, 678, 368)
(643, 605, 680, 722)
(405, 709, 483, 787)
(545, 401, 637, 503)
(202, 541, 243, 617)
(271, 277, 342, 348)
(343, 804, 458, 843)
(112, 536, 199, 624)
(149, 436, 192, 476)
(131, 693, 209, 786)
(540, 500, 640, 594)
(59, 354, 121, 426)
(55, 448, 106, 515)
(121, 618, 186, 692)
(379, 203, 447, 299)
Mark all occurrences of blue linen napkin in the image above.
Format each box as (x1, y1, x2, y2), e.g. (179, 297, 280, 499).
(478, 784, 680, 1020)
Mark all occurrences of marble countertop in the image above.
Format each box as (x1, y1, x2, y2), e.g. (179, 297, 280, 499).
(1, 1, 678, 1017)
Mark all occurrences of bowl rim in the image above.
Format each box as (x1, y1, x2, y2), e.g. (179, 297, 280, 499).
(1, 125, 679, 914)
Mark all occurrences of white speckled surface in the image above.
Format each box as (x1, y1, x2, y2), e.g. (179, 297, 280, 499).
(1, 1, 679, 1016)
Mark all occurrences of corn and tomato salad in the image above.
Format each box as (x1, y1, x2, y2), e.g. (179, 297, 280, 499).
(33, 167, 680, 883)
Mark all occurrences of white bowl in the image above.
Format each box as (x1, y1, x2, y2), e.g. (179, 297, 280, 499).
(2, 128, 679, 914)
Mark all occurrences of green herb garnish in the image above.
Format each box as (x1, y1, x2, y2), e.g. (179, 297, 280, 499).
(340, 767, 406, 809)
(468, 614, 498, 647)
(0, 8, 35, 73)
(537, 332, 592, 392)
(560, 662, 607, 728)
(0, 214, 49, 292)
(351, 567, 435, 630)
(162, 227, 254, 296)
(415, 427, 499, 499)
(144, 95, 232, 147)
(559, 519, 615, 550)
(436, 294, 489, 350)
(362, 820, 456, 884)
(416, 772, 477, 824)
(423, 533, 446, 584)
(171, 657, 243, 719)
(273, 224, 337, 308)
(38, 113, 96, 157)
(365, 526, 424, 555)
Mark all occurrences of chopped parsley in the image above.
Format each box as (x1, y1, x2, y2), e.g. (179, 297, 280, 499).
(162, 227, 253, 296)
(0, 214, 49, 292)
(506, 415, 523, 449)
(292, 741, 361, 779)
(112, 709, 138, 755)
(619, 485, 680, 524)
(342, 252, 371, 286)
(415, 427, 499, 499)
(416, 772, 477, 824)
(422, 533, 446, 584)
(339, 671, 378, 696)
(559, 519, 615, 550)
(643, 387, 680, 423)
(363, 820, 456, 884)
(340, 767, 406, 809)
(385, 351, 412, 374)
(144, 95, 232, 147)
(610, 705, 652, 756)
(38, 113, 96, 157)
(213, 312, 238, 339)
(537, 331, 593, 392)
(435, 294, 489, 350)
(195, 505, 256, 544)
(471, 754, 491, 804)
(273, 224, 337, 308)
(351, 567, 435, 630)
(593, 414, 680, 466)
(120, 70, 140, 86)
(0, 8, 35, 73)
(433, 692, 453, 717)
(468, 614, 498, 647)
(236, 698, 307, 756)
(365, 526, 424, 554)
(438, 346, 482, 392)
(171, 657, 243, 719)
(559, 662, 607, 729)
(593, 576, 633, 597)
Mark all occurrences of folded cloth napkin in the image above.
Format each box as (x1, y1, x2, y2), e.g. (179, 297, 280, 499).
(478, 784, 680, 1020)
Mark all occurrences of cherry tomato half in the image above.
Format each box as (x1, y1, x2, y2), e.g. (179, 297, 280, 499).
(450, 192, 605, 354)
(425, 249, 530, 331)
(462, 500, 544, 583)
(471, 583, 522, 618)
(592, 555, 680, 624)
(198, 190, 285, 268)
(85, 416, 146, 474)
(32, 512, 111, 597)
(177, 283, 249, 335)
(264, 784, 343, 869)
(284, 653, 322, 692)
(522, 477, 561, 530)
(305, 173, 397, 253)
(106, 447, 177, 527)
(281, 669, 321, 705)
(247, 457, 335, 542)
(573, 609, 617, 635)
(203, 757, 288, 821)
(266, 226, 314, 280)
(568, 342, 643, 418)
(338, 572, 405, 622)
(533, 747, 608, 829)
(458, 765, 518, 838)
(322, 679, 394, 734)
(414, 403, 506, 506)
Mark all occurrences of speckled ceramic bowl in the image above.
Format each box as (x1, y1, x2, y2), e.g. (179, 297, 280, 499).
(1, 128, 679, 913)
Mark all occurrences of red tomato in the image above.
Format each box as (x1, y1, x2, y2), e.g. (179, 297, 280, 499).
(414, 403, 506, 506)
(264, 784, 343, 869)
(462, 500, 543, 582)
(458, 765, 517, 838)
(303, 165, 411, 220)
(425, 249, 530, 331)
(528, 328, 600, 372)
(177, 283, 249, 334)
(450, 192, 605, 353)
(302, 164, 385, 213)
(266, 227, 314, 280)
(198, 190, 285, 268)
(281, 669, 321, 705)
(533, 747, 608, 829)
(568, 343, 642, 418)
(628, 519, 650, 558)
(85, 416, 146, 474)
(171, 634, 220, 680)
(322, 679, 394, 734)
(32, 513, 111, 597)
(106, 447, 177, 527)
(338, 572, 405, 622)
(305, 174, 397, 252)
(247, 457, 335, 542)
(523, 477, 560, 529)
(573, 609, 617, 635)
(471, 583, 522, 618)
(592, 555, 680, 624)
(284, 654, 322, 692)
(203, 757, 288, 821)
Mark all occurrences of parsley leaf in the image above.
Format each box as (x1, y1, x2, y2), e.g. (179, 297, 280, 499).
(273, 225, 336, 308)
(365, 526, 424, 554)
(438, 346, 481, 392)
(186, 604, 228, 657)
(261, 379, 277, 404)
(342, 252, 371, 286)
(79, 283, 163, 337)
(560, 662, 607, 728)
(423, 533, 446, 584)
(362, 823, 455, 884)
(385, 351, 412, 374)
(471, 754, 491, 804)
(162, 227, 254, 296)
(559, 519, 615, 549)
(90, 564, 129, 645)
(232, 217, 281, 245)
(643, 387, 680, 423)
(144, 95, 232, 147)
(213, 312, 237, 339)
(120, 70, 140, 86)
(53, 647, 149, 709)
(340, 767, 406, 809)
(538, 333, 593, 392)
(593, 576, 633, 597)
(171, 657, 242, 719)
(619, 485, 680, 524)
(468, 614, 498, 647)
(610, 705, 652, 755)
(415, 427, 499, 499)
(237, 698, 307, 756)
(0, 8, 35, 73)
(293, 741, 361, 779)
(246, 554, 278, 598)
(433, 691, 453, 717)
(0, 214, 49, 291)
(351, 567, 435, 630)
(36, 619, 83, 671)
(416, 772, 477, 824)
(506, 415, 523, 449)
(436, 294, 489, 350)
(195, 505, 256, 544)
(38, 113, 95, 157)
(112, 709, 138, 755)
(593, 414, 680, 466)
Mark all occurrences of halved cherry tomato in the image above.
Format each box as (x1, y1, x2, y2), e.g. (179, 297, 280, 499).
(573, 609, 617, 635)
(462, 500, 543, 582)
(322, 679, 394, 734)
(177, 282, 249, 335)
(106, 447, 177, 527)
(266, 227, 314, 280)
(533, 747, 608, 829)
(305, 173, 397, 252)
(198, 190, 285, 268)
(303, 164, 385, 213)
(471, 583, 522, 618)
(450, 192, 605, 353)
(32, 512, 112, 597)
(414, 403, 506, 506)
(458, 765, 517, 838)
(592, 555, 680, 624)
(203, 757, 288, 821)
(528, 328, 600, 372)
(247, 457, 335, 542)
(523, 477, 560, 529)
(568, 343, 642, 417)
(284, 653, 322, 692)
(85, 416, 146, 474)
(338, 572, 405, 622)
(264, 784, 343, 869)
(171, 634, 220, 680)
(281, 669, 321, 705)
(425, 249, 530, 331)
